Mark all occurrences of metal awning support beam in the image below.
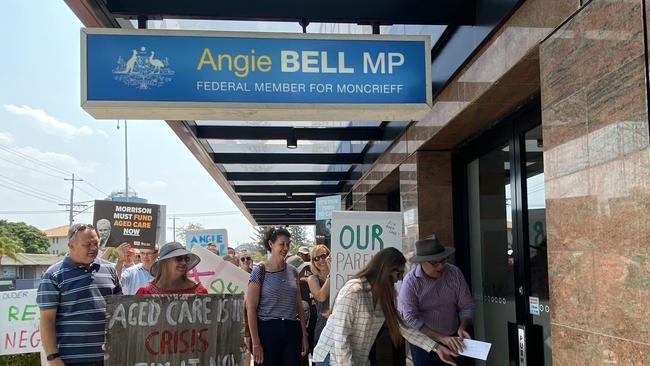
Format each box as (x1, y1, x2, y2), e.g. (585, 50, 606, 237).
(234, 185, 342, 194)
(256, 220, 315, 225)
(105, 0, 476, 25)
(197, 126, 384, 141)
(227, 171, 358, 181)
(239, 195, 323, 202)
(254, 214, 315, 219)
(212, 153, 364, 164)
(250, 209, 315, 214)
(246, 202, 314, 209)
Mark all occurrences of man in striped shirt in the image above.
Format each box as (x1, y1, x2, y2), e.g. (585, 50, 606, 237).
(37, 223, 122, 366)
(398, 234, 474, 366)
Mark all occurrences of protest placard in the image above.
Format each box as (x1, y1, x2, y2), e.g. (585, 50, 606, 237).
(329, 211, 403, 306)
(105, 294, 244, 366)
(0, 289, 41, 355)
(93, 200, 160, 249)
(186, 229, 229, 255)
(189, 245, 250, 296)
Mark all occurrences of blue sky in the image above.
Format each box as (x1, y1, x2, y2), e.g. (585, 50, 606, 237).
(0, 1, 256, 245)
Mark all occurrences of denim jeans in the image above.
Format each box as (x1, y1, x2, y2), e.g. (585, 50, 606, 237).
(314, 353, 330, 366)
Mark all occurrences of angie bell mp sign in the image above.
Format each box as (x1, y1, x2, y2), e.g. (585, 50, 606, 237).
(105, 294, 244, 366)
(81, 28, 431, 121)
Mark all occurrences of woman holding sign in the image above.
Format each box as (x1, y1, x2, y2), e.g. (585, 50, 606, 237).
(136, 241, 208, 295)
(312, 247, 458, 366)
(246, 227, 309, 366)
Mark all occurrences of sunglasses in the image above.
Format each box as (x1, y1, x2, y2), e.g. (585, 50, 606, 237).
(240, 257, 252, 262)
(68, 224, 95, 240)
(174, 255, 191, 263)
(313, 254, 329, 262)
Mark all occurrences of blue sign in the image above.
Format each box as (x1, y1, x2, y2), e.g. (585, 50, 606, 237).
(81, 29, 431, 121)
(316, 195, 342, 221)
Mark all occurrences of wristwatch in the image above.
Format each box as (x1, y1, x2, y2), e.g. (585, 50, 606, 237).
(432, 343, 440, 351)
(46, 353, 60, 361)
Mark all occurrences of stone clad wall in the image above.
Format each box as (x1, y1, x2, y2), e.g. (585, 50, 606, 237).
(540, 0, 650, 362)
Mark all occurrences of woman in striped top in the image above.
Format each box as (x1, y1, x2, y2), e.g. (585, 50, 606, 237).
(312, 247, 458, 366)
(246, 227, 309, 366)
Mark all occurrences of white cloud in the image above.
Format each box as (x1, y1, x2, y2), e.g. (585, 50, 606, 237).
(3, 104, 106, 139)
(0, 132, 13, 145)
(11, 146, 98, 174)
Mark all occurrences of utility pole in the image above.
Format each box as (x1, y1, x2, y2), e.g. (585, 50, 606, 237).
(169, 216, 178, 241)
(124, 120, 129, 201)
(60, 174, 86, 226)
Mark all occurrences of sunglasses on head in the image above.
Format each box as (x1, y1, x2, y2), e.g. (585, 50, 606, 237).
(313, 254, 329, 262)
(69, 224, 95, 240)
(174, 255, 191, 263)
(240, 256, 251, 262)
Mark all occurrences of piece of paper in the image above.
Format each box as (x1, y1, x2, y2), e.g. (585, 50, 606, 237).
(459, 339, 492, 361)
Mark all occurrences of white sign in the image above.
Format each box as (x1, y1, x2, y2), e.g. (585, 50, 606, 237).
(190, 245, 249, 295)
(315, 195, 341, 221)
(330, 211, 403, 305)
(459, 339, 492, 361)
(0, 289, 41, 355)
(186, 228, 228, 254)
(529, 296, 540, 316)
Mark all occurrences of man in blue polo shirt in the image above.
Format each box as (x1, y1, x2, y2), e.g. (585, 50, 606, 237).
(37, 223, 122, 366)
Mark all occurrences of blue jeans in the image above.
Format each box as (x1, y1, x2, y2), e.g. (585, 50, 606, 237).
(411, 344, 461, 366)
(314, 353, 330, 366)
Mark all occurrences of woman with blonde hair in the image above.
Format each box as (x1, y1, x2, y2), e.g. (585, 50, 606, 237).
(312, 247, 457, 366)
(307, 244, 331, 346)
(136, 241, 208, 295)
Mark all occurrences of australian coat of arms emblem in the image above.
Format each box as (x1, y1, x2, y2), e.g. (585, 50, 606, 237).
(112, 46, 175, 90)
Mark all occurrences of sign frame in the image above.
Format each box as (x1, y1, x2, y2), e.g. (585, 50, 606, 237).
(81, 28, 432, 121)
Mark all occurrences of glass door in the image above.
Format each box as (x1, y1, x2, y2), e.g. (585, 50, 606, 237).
(454, 103, 551, 366)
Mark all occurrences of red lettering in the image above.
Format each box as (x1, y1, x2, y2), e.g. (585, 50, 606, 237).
(30, 329, 41, 348)
(191, 329, 196, 353)
(5, 333, 16, 349)
(197, 328, 209, 353)
(18, 330, 27, 348)
(145, 331, 159, 355)
(161, 331, 173, 355)
(173, 329, 179, 354)
(178, 329, 189, 354)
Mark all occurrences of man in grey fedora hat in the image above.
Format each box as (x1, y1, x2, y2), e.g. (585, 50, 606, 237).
(398, 234, 474, 366)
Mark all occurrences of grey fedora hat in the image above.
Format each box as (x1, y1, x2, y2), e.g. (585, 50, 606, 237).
(150, 241, 201, 276)
(410, 234, 455, 263)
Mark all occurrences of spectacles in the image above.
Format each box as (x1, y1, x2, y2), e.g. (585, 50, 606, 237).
(240, 256, 251, 262)
(174, 255, 191, 263)
(428, 258, 448, 266)
(313, 254, 329, 262)
(68, 224, 95, 240)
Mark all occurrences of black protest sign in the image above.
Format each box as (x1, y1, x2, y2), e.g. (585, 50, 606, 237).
(105, 294, 244, 366)
(93, 200, 159, 249)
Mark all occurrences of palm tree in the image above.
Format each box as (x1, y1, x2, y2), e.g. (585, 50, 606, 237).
(0, 236, 23, 280)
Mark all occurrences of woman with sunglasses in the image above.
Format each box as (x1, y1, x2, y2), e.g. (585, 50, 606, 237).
(136, 241, 208, 295)
(246, 227, 309, 366)
(307, 245, 331, 346)
(312, 247, 458, 366)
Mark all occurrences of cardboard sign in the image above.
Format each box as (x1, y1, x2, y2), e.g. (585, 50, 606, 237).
(81, 28, 432, 121)
(105, 294, 244, 366)
(190, 245, 250, 296)
(93, 200, 160, 249)
(186, 229, 229, 254)
(0, 289, 41, 355)
(329, 211, 403, 306)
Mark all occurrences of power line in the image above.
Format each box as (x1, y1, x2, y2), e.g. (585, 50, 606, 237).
(0, 181, 61, 204)
(0, 174, 67, 202)
(0, 155, 68, 179)
(0, 145, 110, 198)
(0, 145, 71, 176)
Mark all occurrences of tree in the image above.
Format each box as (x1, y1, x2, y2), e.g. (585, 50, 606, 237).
(286, 226, 313, 255)
(0, 220, 49, 254)
(0, 235, 23, 280)
(175, 222, 204, 246)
